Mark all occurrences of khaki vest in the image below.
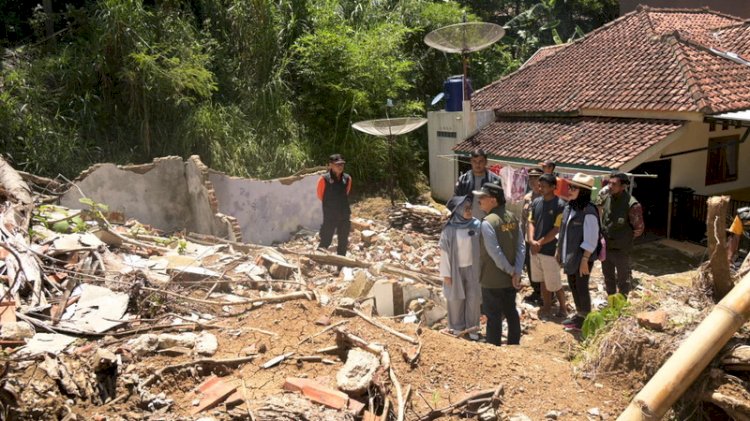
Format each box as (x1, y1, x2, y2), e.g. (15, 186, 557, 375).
(479, 208, 519, 289)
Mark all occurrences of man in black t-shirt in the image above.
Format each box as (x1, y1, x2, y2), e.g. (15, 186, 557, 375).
(528, 174, 568, 317)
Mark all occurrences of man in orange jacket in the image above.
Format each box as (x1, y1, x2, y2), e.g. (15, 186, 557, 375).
(317, 154, 352, 256)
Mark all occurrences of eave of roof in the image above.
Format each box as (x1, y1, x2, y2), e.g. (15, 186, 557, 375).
(454, 116, 685, 170)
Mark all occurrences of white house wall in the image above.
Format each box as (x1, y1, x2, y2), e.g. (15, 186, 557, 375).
(656, 121, 750, 196)
(427, 105, 494, 202)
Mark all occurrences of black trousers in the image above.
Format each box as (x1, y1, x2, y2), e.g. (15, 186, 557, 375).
(482, 287, 520, 346)
(319, 216, 350, 256)
(602, 249, 632, 296)
(567, 261, 593, 315)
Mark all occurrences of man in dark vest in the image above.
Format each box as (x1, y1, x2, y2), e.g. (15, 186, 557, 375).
(601, 172, 644, 297)
(474, 183, 525, 346)
(316, 154, 352, 256)
(455, 148, 500, 219)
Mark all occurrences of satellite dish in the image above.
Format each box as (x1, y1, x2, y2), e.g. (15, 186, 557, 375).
(424, 21, 505, 108)
(352, 117, 427, 137)
(431, 92, 445, 106)
(352, 117, 428, 204)
(424, 22, 505, 54)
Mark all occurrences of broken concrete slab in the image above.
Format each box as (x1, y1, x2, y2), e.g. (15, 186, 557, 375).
(336, 349, 380, 396)
(195, 332, 218, 356)
(0, 321, 34, 340)
(20, 333, 76, 356)
(58, 284, 129, 334)
(343, 271, 374, 300)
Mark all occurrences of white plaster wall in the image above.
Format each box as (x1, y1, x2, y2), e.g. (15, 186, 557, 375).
(657, 121, 750, 195)
(427, 107, 495, 202)
(184, 159, 231, 238)
(60, 157, 192, 232)
(208, 171, 324, 245)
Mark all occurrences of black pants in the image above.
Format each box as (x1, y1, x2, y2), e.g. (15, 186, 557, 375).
(567, 261, 593, 315)
(482, 287, 520, 346)
(319, 216, 350, 256)
(602, 249, 631, 296)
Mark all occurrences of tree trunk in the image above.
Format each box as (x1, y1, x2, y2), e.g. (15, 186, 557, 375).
(707, 196, 732, 300)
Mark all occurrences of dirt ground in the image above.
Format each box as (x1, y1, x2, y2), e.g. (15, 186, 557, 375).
(8, 197, 711, 420)
(69, 298, 630, 420)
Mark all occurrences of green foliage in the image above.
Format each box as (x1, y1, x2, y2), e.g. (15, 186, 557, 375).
(0, 0, 611, 194)
(582, 293, 630, 340)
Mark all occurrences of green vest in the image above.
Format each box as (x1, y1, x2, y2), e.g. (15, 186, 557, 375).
(602, 191, 638, 251)
(479, 207, 519, 289)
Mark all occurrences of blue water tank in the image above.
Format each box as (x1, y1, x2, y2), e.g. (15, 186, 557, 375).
(443, 76, 472, 112)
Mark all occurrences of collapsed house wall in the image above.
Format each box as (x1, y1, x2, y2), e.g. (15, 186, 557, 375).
(208, 170, 323, 245)
(60, 156, 322, 245)
(60, 157, 194, 232)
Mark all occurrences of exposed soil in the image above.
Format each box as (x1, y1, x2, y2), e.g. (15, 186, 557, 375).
(6, 196, 717, 421)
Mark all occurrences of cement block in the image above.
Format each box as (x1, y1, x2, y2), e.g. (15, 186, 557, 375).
(343, 271, 374, 299)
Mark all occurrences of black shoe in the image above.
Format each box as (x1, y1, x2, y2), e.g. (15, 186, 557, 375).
(562, 315, 584, 328)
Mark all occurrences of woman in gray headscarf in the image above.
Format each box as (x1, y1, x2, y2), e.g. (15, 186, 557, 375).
(439, 195, 482, 339)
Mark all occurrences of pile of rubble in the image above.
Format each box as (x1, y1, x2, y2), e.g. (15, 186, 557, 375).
(387, 203, 447, 237)
(0, 157, 535, 420)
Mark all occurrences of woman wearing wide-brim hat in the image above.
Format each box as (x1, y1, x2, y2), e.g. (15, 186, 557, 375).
(556, 173, 601, 330)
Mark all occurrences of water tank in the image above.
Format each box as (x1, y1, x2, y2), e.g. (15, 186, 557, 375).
(443, 76, 472, 112)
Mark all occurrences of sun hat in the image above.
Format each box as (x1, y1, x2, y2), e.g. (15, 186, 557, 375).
(569, 173, 595, 190)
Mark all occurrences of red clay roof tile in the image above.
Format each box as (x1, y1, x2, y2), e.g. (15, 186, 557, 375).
(472, 7, 750, 114)
(454, 117, 684, 170)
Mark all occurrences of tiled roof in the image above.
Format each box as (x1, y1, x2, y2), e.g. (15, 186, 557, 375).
(472, 7, 750, 114)
(520, 43, 569, 68)
(454, 117, 684, 170)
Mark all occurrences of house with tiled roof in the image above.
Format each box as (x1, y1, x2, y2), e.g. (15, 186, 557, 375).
(426, 6, 750, 239)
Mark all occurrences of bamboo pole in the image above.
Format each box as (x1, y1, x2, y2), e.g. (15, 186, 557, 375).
(618, 271, 750, 420)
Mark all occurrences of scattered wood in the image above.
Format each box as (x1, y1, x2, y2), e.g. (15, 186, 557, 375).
(417, 386, 503, 421)
(305, 252, 371, 269)
(141, 355, 257, 388)
(297, 320, 349, 346)
(335, 307, 419, 344)
(706, 196, 732, 300)
(401, 342, 422, 366)
(51, 278, 78, 325)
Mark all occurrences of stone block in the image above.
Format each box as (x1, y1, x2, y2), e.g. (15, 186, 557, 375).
(336, 349, 380, 395)
(343, 271, 374, 300)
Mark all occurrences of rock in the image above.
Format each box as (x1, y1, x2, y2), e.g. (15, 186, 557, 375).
(343, 271, 374, 300)
(129, 334, 159, 356)
(158, 333, 198, 349)
(545, 410, 561, 419)
(337, 297, 356, 309)
(92, 348, 117, 372)
(360, 230, 377, 246)
(0, 321, 34, 340)
(478, 408, 498, 421)
(195, 333, 218, 356)
(257, 343, 268, 354)
(336, 349, 380, 395)
(588, 407, 601, 419)
(636, 310, 669, 331)
(422, 302, 448, 327)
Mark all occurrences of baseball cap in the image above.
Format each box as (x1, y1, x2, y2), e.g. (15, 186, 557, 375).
(329, 154, 346, 164)
(472, 183, 504, 201)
